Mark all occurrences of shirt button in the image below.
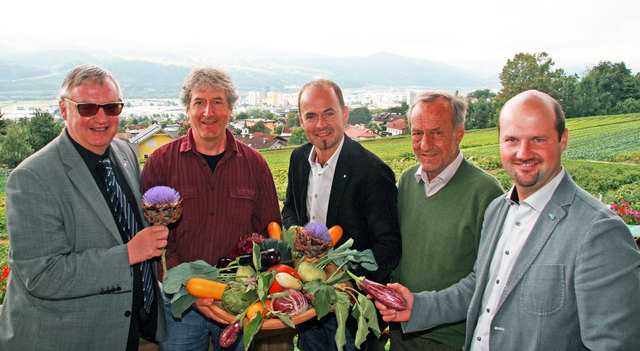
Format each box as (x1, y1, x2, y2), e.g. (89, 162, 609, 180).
(496, 279, 500, 284)
(209, 212, 214, 216)
(211, 186, 215, 191)
(505, 250, 510, 255)
(314, 194, 318, 198)
(515, 222, 521, 226)
(124, 311, 131, 317)
(486, 308, 490, 313)
(477, 336, 481, 341)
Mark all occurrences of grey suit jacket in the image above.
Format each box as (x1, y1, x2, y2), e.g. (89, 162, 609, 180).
(403, 172, 640, 350)
(0, 131, 167, 350)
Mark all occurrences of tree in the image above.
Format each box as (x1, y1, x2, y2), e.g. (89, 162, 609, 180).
(0, 123, 34, 168)
(274, 125, 284, 135)
(465, 99, 499, 130)
(286, 111, 300, 127)
(289, 127, 308, 145)
(386, 102, 408, 115)
(578, 61, 640, 115)
(468, 89, 496, 100)
(349, 106, 372, 125)
(27, 110, 64, 152)
(178, 122, 190, 136)
(235, 111, 250, 120)
(250, 121, 270, 134)
(498, 52, 565, 102)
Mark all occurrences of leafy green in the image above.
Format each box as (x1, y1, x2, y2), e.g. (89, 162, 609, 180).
(333, 291, 351, 351)
(316, 239, 378, 273)
(243, 314, 264, 351)
(163, 260, 221, 318)
(271, 311, 295, 328)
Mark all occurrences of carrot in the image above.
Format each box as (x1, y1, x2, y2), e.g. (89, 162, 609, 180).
(186, 277, 227, 299)
(267, 222, 282, 240)
(328, 225, 343, 246)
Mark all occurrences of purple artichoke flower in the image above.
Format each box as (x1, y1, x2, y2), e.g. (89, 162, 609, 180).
(143, 186, 181, 206)
(304, 222, 332, 242)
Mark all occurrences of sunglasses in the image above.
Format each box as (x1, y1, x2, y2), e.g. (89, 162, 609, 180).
(64, 98, 124, 117)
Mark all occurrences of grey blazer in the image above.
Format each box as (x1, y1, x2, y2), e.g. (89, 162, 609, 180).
(403, 172, 640, 350)
(0, 131, 167, 350)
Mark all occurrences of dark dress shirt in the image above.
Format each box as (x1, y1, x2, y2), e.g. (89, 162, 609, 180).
(141, 128, 281, 278)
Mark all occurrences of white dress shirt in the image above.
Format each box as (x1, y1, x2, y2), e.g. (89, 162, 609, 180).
(306, 137, 345, 225)
(413, 151, 464, 197)
(470, 168, 566, 350)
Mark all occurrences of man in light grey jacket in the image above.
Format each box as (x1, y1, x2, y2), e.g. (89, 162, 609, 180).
(375, 90, 640, 350)
(0, 64, 168, 350)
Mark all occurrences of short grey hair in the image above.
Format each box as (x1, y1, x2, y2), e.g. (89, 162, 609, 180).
(408, 91, 467, 130)
(59, 64, 122, 100)
(180, 66, 239, 108)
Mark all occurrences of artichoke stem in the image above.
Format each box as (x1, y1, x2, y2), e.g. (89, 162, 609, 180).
(162, 249, 168, 280)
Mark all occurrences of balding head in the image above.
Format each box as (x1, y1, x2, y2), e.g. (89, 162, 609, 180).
(499, 90, 566, 141)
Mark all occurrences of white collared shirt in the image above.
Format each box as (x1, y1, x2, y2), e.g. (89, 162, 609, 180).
(413, 151, 464, 197)
(306, 137, 345, 225)
(470, 168, 566, 351)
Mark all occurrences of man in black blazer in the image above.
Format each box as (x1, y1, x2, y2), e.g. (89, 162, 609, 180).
(282, 79, 401, 351)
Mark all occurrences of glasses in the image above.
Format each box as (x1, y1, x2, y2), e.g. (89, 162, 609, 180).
(64, 98, 124, 117)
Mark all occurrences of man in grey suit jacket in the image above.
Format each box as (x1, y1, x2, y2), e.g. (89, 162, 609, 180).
(376, 90, 640, 350)
(0, 64, 168, 350)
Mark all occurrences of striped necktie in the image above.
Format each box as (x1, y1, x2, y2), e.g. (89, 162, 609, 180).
(99, 156, 154, 313)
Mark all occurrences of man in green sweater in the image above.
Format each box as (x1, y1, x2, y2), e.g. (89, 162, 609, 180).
(390, 92, 503, 350)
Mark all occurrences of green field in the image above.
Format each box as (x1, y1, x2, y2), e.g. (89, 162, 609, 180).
(262, 114, 640, 201)
(1, 114, 639, 269)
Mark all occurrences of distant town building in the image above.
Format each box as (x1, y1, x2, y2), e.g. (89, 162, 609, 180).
(372, 113, 404, 128)
(129, 124, 178, 159)
(344, 124, 381, 140)
(235, 133, 288, 149)
(384, 119, 407, 136)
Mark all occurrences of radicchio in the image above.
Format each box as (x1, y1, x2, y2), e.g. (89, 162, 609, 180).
(229, 233, 266, 258)
(271, 288, 309, 315)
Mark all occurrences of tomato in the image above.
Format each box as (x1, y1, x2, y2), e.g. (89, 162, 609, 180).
(266, 264, 299, 294)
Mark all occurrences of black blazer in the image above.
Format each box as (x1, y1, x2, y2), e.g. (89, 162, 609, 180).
(282, 136, 401, 282)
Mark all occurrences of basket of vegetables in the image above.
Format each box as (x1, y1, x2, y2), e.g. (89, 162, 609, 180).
(163, 222, 406, 351)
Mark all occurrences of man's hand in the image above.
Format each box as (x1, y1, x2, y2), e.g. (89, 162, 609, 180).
(373, 283, 414, 322)
(193, 298, 230, 324)
(127, 225, 169, 265)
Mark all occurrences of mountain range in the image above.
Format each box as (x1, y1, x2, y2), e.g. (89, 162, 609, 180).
(0, 46, 498, 100)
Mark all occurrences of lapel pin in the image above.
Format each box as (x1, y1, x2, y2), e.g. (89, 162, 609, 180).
(548, 214, 555, 220)
(343, 174, 347, 179)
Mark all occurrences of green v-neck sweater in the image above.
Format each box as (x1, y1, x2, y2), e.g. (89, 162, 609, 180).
(392, 159, 503, 349)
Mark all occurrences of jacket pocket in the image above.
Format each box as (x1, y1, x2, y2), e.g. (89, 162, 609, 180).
(520, 264, 565, 315)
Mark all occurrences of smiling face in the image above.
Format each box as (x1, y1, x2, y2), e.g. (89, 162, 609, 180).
(60, 79, 120, 155)
(410, 98, 464, 181)
(186, 85, 233, 154)
(299, 85, 349, 164)
(499, 92, 568, 200)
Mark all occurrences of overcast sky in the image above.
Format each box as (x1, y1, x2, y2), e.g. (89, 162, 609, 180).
(2, 0, 638, 75)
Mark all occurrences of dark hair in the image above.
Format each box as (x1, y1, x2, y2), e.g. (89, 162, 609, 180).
(59, 64, 121, 100)
(408, 91, 467, 130)
(298, 79, 345, 111)
(180, 66, 238, 108)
